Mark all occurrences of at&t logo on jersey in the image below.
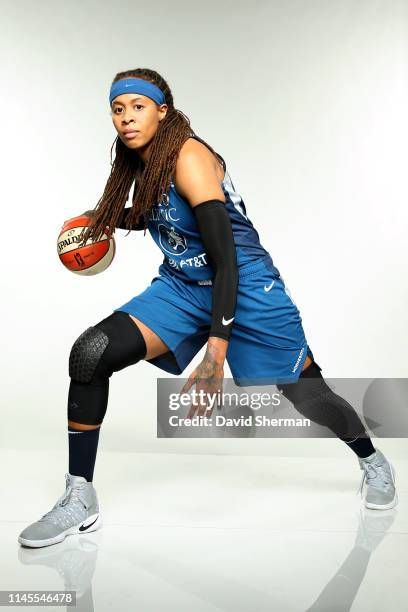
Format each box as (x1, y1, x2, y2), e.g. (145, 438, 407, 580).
(167, 252, 208, 269)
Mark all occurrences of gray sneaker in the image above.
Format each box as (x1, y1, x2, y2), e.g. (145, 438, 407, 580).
(18, 473, 102, 548)
(357, 448, 398, 510)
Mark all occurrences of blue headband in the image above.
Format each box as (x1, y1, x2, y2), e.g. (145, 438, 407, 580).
(109, 78, 165, 106)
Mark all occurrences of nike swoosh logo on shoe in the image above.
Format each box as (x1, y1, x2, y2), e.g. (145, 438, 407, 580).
(264, 281, 275, 292)
(79, 516, 99, 531)
(222, 316, 234, 325)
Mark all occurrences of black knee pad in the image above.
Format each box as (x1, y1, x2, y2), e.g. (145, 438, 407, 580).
(69, 326, 110, 384)
(69, 311, 147, 384)
(68, 311, 147, 424)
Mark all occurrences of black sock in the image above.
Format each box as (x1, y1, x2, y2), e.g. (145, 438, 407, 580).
(341, 435, 376, 458)
(68, 425, 101, 482)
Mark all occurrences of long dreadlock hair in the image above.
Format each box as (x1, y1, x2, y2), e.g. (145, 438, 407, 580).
(79, 68, 222, 246)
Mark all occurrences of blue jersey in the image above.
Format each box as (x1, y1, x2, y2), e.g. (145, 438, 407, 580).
(145, 136, 280, 282)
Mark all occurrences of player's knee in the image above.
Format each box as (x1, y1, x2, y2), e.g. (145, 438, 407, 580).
(277, 361, 355, 436)
(69, 326, 110, 383)
(69, 311, 147, 384)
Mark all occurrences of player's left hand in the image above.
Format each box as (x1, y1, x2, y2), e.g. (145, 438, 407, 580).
(181, 357, 224, 419)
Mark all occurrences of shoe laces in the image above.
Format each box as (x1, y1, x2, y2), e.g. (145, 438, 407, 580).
(38, 474, 87, 526)
(356, 458, 393, 497)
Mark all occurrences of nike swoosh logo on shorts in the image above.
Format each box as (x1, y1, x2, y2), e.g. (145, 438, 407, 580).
(264, 281, 275, 292)
(79, 516, 99, 531)
(222, 316, 234, 325)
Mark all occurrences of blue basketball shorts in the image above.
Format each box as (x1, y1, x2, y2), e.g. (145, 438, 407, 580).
(113, 254, 314, 386)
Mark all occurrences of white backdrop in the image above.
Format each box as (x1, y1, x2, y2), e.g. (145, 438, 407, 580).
(1, 0, 407, 457)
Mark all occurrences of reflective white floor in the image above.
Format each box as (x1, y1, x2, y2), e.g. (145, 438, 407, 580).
(2, 450, 407, 611)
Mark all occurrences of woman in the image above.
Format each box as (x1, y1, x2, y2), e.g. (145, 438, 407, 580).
(18, 68, 397, 548)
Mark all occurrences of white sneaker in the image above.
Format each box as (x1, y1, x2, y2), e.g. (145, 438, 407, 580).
(357, 448, 398, 510)
(18, 473, 102, 548)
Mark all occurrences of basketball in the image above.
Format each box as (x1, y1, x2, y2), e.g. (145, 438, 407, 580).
(57, 212, 115, 276)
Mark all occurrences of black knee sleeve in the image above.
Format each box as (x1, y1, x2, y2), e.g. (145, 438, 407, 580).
(278, 360, 367, 439)
(68, 311, 147, 425)
(69, 326, 110, 384)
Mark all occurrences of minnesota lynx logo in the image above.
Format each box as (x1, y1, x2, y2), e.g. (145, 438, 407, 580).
(158, 223, 188, 256)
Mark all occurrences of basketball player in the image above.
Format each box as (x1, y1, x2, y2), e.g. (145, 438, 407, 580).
(18, 69, 397, 548)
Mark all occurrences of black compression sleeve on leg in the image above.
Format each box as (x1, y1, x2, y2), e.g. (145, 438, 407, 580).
(68, 311, 147, 425)
(278, 363, 371, 440)
(193, 199, 238, 341)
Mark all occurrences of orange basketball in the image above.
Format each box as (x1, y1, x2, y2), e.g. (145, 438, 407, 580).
(57, 213, 115, 275)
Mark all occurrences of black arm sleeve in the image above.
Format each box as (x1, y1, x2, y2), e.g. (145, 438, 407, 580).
(193, 199, 238, 341)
